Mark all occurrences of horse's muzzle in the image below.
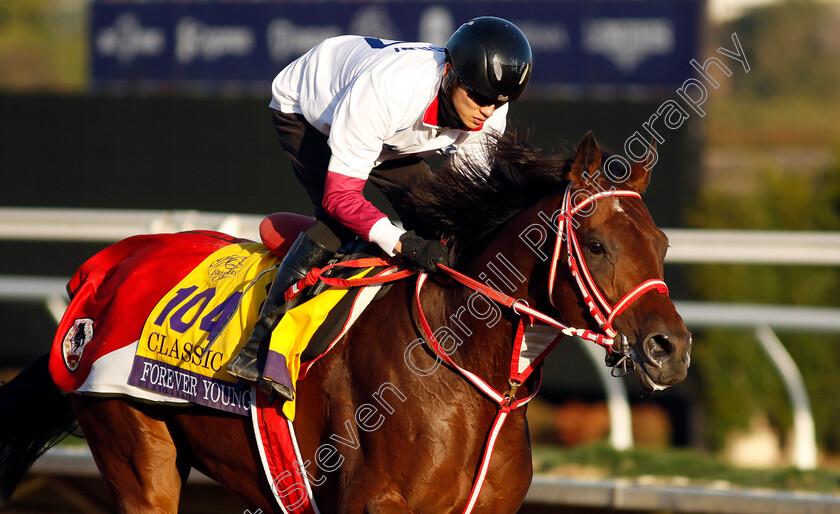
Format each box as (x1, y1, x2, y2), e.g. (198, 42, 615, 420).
(634, 330, 692, 391)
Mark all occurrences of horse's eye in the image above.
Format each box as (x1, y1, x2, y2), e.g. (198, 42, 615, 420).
(588, 241, 605, 255)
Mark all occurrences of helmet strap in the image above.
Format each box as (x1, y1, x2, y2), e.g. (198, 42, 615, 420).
(437, 69, 466, 130)
(441, 67, 458, 95)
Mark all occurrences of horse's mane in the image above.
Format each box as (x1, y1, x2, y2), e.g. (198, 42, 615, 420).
(410, 129, 574, 260)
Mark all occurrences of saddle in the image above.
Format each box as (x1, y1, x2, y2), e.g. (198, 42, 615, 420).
(257, 212, 393, 362)
(296, 240, 393, 362)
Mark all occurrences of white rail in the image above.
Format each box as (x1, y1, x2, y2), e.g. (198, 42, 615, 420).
(754, 326, 817, 470)
(0, 208, 263, 243)
(674, 301, 840, 332)
(2, 208, 840, 265)
(2, 208, 839, 470)
(28, 448, 840, 512)
(525, 475, 840, 513)
(580, 338, 635, 450)
(664, 228, 840, 266)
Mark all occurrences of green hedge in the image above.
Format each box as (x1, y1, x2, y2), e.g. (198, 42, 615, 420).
(687, 158, 840, 451)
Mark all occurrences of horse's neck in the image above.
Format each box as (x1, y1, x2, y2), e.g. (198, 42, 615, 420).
(461, 193, 560, 308)
(443, 195, 561, 391)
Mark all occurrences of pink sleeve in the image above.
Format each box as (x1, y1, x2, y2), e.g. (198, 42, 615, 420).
(322, 171, 388, 241)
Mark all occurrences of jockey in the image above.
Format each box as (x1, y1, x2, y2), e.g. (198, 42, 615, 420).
(228, 17, 533, 396)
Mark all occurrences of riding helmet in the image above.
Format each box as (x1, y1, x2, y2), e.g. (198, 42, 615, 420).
(445, 17, 533, 103)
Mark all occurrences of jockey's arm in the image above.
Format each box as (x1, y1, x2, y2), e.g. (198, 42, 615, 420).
(322, 169, 448, 272)
(322, 169, 405, 255)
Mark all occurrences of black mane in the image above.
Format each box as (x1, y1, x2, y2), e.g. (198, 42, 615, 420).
(410, 130, 572, 259)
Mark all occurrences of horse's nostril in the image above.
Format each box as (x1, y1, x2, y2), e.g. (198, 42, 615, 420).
(644, 334, 673, 364)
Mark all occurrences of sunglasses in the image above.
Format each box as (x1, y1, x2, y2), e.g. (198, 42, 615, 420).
(458, 77, 507, 109)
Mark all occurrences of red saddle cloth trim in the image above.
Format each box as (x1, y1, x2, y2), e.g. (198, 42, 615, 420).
(253, 392, 319, 514)
(49, 231, 243, 392)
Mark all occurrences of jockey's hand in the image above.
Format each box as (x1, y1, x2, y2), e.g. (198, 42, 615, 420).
(396, 231, 450, 273)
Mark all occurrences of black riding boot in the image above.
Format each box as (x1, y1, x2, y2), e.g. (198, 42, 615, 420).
(227, 232, 334, 398)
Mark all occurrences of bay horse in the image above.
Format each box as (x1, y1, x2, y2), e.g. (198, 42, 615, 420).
(0, 131, 691, 513)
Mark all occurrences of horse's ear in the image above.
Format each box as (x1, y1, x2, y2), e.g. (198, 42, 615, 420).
(625, 138, 657, 193)
(568, 131, 604, 189)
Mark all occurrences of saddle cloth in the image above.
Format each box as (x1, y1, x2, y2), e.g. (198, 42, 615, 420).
(49, 231, 242, 402)
(126, 240, 280, 415)
(127, 240, 385, 419)
(49, 230, 388, 419)
(48, 229, 392, 514)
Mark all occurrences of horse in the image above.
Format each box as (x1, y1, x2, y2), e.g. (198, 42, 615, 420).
(0, 131, 691, 513)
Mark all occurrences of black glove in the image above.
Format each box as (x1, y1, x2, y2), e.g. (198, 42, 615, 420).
(397, 231, 450, 273)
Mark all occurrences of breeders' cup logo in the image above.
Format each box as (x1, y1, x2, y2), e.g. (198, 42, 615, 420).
(208, 254, 247, 282)
(62, 318, 95, 372)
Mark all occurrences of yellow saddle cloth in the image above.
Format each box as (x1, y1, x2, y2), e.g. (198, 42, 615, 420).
(129, 242, 371, 419)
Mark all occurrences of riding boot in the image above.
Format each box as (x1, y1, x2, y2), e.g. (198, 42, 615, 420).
(226, 232, 334, 396)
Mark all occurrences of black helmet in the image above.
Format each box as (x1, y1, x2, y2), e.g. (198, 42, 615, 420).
(445, 17, 533, 103)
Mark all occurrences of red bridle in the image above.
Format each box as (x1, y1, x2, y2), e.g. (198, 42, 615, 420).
(547, 184, 669, 347)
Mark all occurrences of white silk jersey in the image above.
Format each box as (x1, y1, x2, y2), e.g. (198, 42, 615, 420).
(269, 35, 507, 178)
(269, 35, 508, 254)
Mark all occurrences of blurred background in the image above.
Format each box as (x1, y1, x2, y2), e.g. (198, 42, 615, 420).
(1, 0, 840, 512)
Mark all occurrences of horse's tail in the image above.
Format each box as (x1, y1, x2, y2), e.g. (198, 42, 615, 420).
(0, 354, 77, 500)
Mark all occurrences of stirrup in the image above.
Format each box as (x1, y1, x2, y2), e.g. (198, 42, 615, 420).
(258, 379, 295, 403)
(227, 231, 335, 383)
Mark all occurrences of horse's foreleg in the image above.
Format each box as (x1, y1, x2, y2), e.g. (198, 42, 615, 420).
(72, 396, 189, 513)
